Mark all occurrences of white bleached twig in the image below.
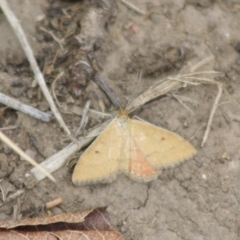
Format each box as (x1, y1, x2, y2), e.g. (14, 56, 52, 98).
(0, 92, 53, 122)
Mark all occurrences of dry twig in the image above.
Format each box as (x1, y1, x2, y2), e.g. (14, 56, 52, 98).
(45, 198, 63, 210)
(0, 92, 53, 122)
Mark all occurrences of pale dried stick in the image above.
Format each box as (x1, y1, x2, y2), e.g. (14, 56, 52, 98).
(45, 197, 63, 210)
(127, 79, 182, 113)
(0, 92, 53, 122)
(0, 0, 76, 142)
(121, 0, 146, 15)
(0, 131, 55, 182)
(127, 72, 219, 113)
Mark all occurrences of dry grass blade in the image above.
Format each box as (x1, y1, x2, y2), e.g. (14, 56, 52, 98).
(128, 70, 220, 113)
(0, 131, 55, 182)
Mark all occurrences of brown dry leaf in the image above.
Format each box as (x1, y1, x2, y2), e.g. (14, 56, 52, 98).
(0, 210, 92, 229)
(0, 208, 124, 240)
(0, 230, 123, 240)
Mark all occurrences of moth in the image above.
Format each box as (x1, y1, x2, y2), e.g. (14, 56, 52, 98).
(72, 109, 196, 184)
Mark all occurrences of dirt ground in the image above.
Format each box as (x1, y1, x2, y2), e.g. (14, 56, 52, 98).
(1, 0, 240, 239)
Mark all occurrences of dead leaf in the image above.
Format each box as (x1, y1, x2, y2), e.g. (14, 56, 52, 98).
(0, 208, 124, 240)
(0, 230, 123, 240)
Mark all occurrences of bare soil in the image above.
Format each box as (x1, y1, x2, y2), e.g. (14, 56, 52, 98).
(1, 0, 240, 239)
